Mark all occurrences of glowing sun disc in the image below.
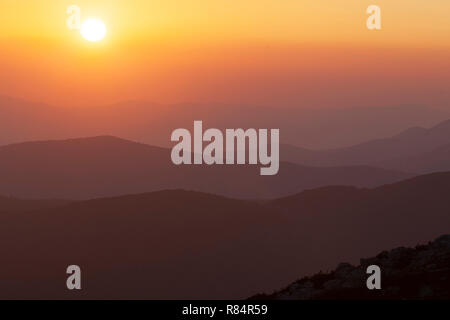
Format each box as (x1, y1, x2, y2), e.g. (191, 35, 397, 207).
(80, 18, 106, 42)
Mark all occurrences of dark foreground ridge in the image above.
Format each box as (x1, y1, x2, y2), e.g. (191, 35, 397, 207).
(250, 235, 450, 300)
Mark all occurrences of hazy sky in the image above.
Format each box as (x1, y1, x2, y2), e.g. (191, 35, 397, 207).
(1, 0, 449, 107)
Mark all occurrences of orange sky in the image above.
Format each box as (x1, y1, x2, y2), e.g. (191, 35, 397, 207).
(1, 0, 449, 107)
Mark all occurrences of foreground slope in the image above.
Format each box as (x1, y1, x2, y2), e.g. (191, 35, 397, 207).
(251, 235, 450, 300)
(0, 172, 450, 299)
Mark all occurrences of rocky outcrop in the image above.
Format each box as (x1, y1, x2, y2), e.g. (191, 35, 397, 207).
(250, 235, 450, 300)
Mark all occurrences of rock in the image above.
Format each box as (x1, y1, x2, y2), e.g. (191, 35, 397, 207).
(335, 263, 354, 279)
(250, 234, 450, 300)
(323, 279, 341, 290)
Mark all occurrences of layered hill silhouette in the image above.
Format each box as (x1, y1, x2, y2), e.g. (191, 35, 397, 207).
(0, 136, 412, 199)
(1, 172, 450, 299)
(282, 118, 450, 173)
(0, 196, 69, 213)
(1, 96, 448, 149)
(250, 235, 450, 300)
(382, 142, 450, 174)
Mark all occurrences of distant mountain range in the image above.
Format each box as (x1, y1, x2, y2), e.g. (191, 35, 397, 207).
(0, 136, 412, 199)
(2, 95, 450, 299)
(282, 118, 450, 173)
(1, 96, 449, 149)
(1, 172, 450, 299)
(250, 234, 450, 300)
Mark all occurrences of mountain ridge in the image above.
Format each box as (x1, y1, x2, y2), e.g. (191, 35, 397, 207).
(1, 171, 450, 298)
(282, 117, 450, 173)
(2, 95, 448, 149)
(0, 135, 412, 200)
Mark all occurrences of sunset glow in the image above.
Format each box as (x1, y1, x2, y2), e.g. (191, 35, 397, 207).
(0, 1, 449, 107)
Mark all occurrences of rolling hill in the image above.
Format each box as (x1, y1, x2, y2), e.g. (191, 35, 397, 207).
(1, 96, 448, 149)
(380, 142, 450, 174)
(0, 196, 70, 213)
(0, 136, 412, 199)
(1, 172, 450, 299)
(282, 118, 450, 171)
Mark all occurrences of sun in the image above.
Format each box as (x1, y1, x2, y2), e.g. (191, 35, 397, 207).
(80, 18, 107, 42)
